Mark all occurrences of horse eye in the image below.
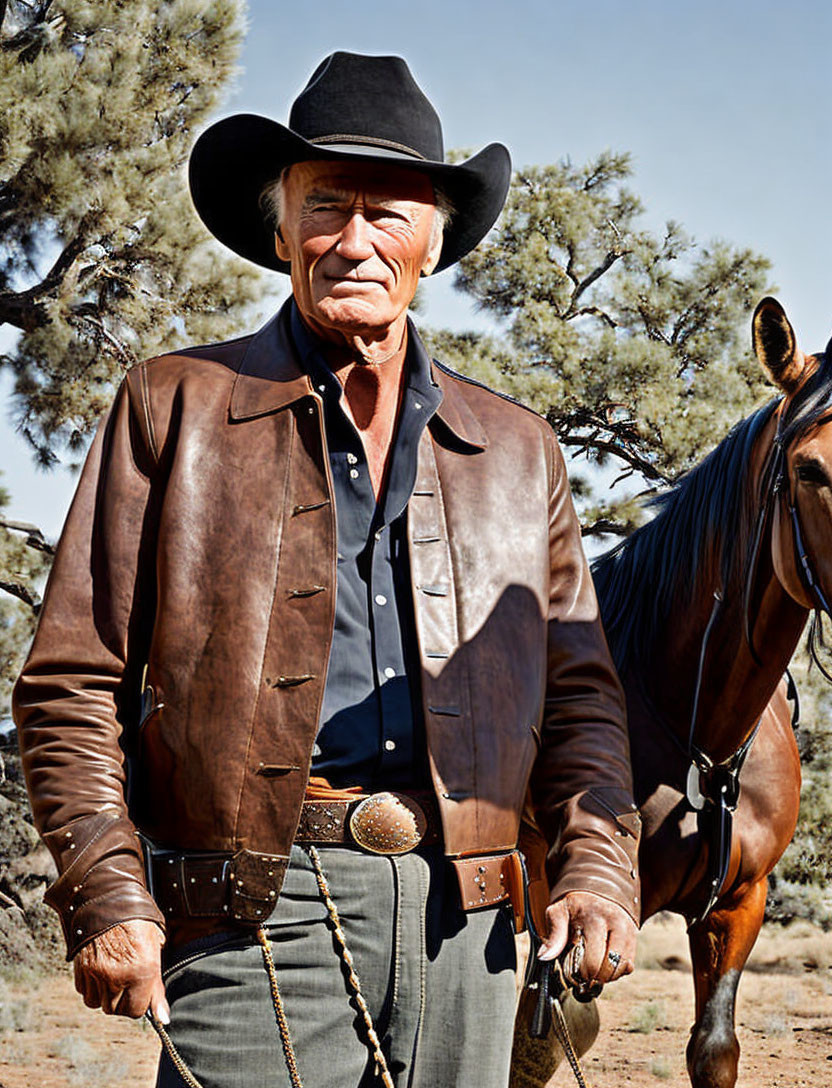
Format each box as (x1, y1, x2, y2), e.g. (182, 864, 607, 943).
(795, 461, 828, 486)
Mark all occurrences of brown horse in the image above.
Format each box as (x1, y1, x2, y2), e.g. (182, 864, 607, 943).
(513, 297, 832, 1088)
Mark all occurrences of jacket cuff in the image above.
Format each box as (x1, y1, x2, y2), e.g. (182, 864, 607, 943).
(41, 810, 165, 959)
(545, 787, 641, 924)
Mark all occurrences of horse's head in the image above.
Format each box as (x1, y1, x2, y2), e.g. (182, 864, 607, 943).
(753, 297, 832, 615)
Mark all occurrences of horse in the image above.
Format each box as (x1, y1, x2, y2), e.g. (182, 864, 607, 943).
(511, 297, 832, 1088)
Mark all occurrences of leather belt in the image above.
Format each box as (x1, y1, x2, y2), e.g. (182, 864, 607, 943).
(142, 793, 525, 931)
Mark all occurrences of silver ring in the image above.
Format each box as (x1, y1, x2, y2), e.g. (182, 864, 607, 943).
(608, 950, 621, 967)
(572, 934, 585, 968)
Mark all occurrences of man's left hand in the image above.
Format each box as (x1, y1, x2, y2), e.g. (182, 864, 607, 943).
(538, 891, 637, 987)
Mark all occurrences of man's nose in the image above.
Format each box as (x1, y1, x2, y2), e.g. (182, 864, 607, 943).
(335, 211, 374, 260)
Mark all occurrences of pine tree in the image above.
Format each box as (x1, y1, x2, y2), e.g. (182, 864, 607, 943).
(422, 152, 773, 536)
(0, 0, 267, 711)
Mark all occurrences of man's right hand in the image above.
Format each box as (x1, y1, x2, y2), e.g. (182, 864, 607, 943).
(73, 919, 169, 1021)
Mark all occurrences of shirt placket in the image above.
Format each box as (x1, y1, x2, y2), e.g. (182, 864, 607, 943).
(296, 303, 441, 790)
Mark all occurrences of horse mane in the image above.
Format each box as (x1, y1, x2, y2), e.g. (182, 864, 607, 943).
(592, 404, 779, 670)
(593, 352, 832, 672)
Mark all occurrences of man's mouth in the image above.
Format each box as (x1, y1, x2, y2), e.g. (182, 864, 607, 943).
(325, 276, 386, 290)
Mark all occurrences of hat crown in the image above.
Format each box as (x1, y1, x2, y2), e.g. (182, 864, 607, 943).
(288, 51, 444, 162)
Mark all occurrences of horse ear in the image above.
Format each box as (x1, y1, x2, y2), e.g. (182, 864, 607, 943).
(752, 296, 806, 394)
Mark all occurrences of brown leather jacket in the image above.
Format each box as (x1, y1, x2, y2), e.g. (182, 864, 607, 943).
(14, 303, 640, 958)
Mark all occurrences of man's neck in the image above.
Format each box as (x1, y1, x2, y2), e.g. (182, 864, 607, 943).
(298, 311, 410, 500)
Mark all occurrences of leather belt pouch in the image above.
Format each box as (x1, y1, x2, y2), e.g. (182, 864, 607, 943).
(146, 846, 288, 924)
(450, 850, 526, 932)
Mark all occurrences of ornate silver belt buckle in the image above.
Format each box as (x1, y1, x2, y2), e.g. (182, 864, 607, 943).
(349, 792, 427, 855)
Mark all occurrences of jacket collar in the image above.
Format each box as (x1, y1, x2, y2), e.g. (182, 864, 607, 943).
(229, 303, 313, 420)
(429, 359, 488, 451)
(229, 301, 488, 452)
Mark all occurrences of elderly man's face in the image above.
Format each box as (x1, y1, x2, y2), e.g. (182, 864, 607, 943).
(275, 160, 443, 344)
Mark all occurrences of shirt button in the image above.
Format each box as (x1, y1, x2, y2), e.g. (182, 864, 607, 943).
(375, 594, 387, 606)
(347, 453, 358, 465)
(349, 468, 359, 480)
(384, 739, 396, 752)
(383, 667, 396, 679)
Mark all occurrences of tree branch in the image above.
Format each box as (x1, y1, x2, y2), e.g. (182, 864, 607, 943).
(580, 517, 632, 539)
(566, 249, 628, 313)
(564, 243, 579, 286)
(69, 311, 134, 367)
(559, 432, 671, 484)
(0, 579, 41, 612)
(0, 517, 55, 556)
(0, 222, 91, 331)
(568, 305, 618, 328)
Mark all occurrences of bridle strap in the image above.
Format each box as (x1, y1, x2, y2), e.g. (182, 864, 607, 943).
(773, 410, 832, 682)
(687, 590, 723, 757)
(743, 425, 786, 666)
(789, 495, 832, 616)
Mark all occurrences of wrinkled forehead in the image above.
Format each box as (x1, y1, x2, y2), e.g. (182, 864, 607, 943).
(285, 158, 436, 204)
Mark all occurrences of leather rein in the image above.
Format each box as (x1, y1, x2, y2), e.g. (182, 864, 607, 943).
(676, 403, 820, 927)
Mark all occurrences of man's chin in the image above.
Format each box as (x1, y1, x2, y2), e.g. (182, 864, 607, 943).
(313, 300, 394, 337)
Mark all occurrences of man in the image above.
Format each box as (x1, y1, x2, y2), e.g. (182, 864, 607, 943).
(14, 51, 640, 1087)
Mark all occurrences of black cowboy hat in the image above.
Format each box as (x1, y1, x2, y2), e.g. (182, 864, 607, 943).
(188, 51, 512, 274)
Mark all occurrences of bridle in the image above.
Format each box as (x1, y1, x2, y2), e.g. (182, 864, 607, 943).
(745, 401, 832, 681)
(682, 399, 831, 926)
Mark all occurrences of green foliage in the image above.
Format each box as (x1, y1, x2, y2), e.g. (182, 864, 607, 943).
(0, 484, 52, 718)
(421, 152, 773, 532)
(0, 0, 266, 464)
(768, 641, 832, 927)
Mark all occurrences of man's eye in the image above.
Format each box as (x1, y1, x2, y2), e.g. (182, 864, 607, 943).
(369, 208, 407, 222)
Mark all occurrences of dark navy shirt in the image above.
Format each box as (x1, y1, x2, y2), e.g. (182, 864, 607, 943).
(289, 304, 443, 790)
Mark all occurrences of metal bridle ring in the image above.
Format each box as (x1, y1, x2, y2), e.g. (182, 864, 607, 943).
(608, 950, 621, 968)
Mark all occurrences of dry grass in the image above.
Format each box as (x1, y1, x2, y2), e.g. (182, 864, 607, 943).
(629, 999, 665, 1034)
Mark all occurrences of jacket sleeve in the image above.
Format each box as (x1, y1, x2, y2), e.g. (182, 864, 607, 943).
(12, 370, 165, 959)
(529, 430, 641, 924)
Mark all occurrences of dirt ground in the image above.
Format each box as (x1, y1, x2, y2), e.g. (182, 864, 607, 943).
(2, 913, 832, 1087)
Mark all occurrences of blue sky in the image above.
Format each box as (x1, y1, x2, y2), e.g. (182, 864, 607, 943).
(2, 0, 830, 536)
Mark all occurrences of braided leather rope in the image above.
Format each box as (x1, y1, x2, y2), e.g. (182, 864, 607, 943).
(551, 992, 592, 1088)
(145, 926, 303, 1088)
(146, 1009, 205, 1088)
(256, 927, 304, 1088)
(306, 845, 395, 1088)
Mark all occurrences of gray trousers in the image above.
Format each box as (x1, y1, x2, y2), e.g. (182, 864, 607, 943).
(157, 844, 517, 1088)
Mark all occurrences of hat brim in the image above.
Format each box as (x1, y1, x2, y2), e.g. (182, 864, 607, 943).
(188, 114, 511, 274)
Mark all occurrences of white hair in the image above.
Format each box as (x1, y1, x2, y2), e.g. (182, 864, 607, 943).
(259, 166, 455, 247)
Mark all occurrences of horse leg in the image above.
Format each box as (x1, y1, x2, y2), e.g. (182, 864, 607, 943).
(685, 877, 767, 1088)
